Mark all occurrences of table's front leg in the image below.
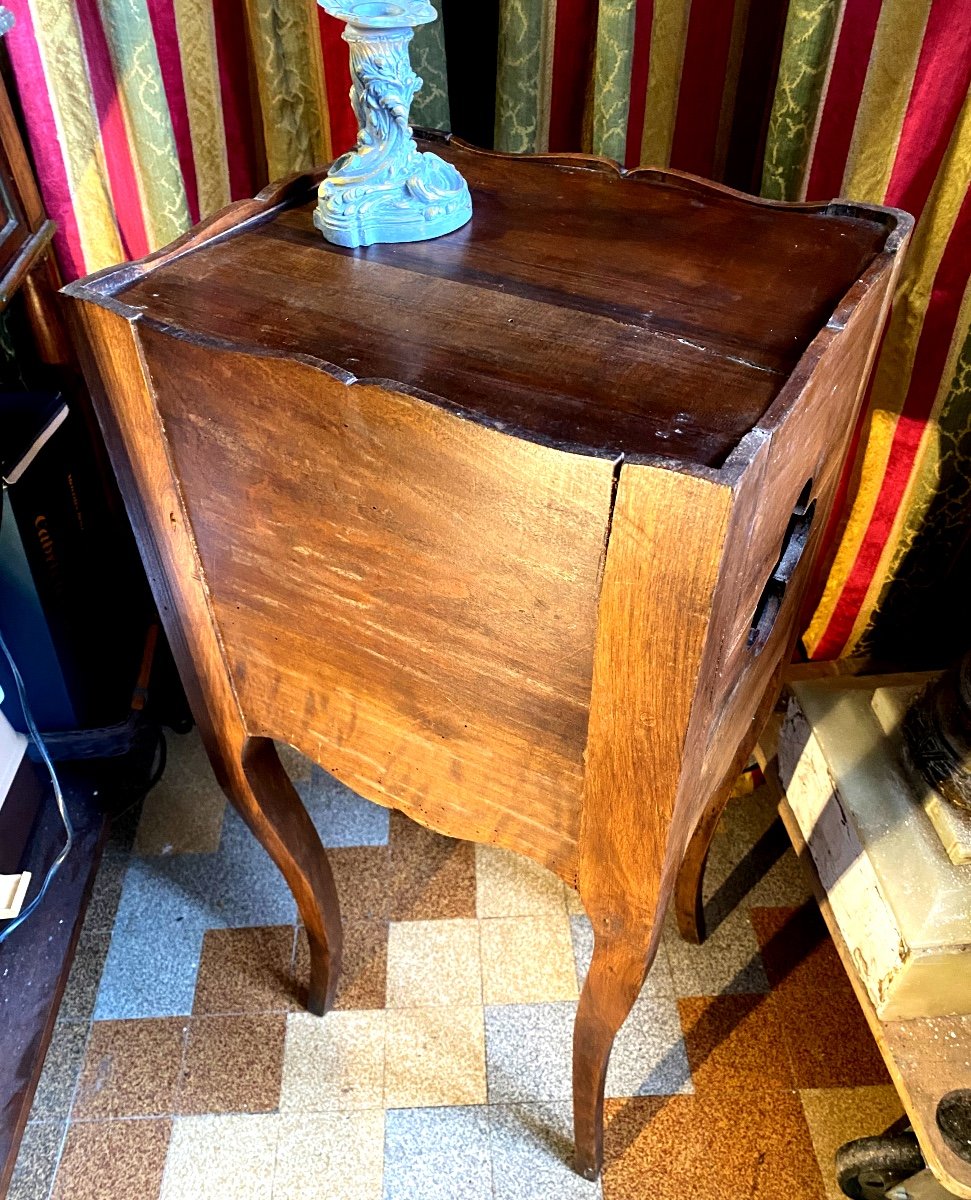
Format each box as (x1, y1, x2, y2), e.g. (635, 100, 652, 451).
(572, 903, 665, 1179)
(572, 463, 734, 1179)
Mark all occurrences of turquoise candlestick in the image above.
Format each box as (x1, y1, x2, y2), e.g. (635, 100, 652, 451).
(314, 1, 472, 248)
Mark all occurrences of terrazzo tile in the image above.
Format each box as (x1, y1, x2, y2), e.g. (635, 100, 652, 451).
(294, 921, 388, 1010)
(387, 812, 476, 921)
(383, 1106, 492, 1200)
(192, 926, 297, 1015)
(385, 918, 481, 1007)
(81, 848, 130, 933)
(299, 767, 390, 847)
(36, 706, 862, 1199)
(678, 992, 793, 1092)
(490, 1103, 602, 1200)
(7, 1120, 65, 1200)
(94, 913, 204, 1021)
(702, 807, 810, 919)
(486, 994, 688, 1103)
(799, 1086, 905, 1200)
(749, 904, 828, 989)
(51, 1117, 171, 1200)
(564, 886, 586, 916)
(275, 742, 313, 784)
(178, 1014, 286, 1114)
(29, 1022, 89, 1120)
(73, 1018, 185, 1119)
(96, 854, 245, 1009)
(172, 834, 298, 928)
(480, 916, 579, 1005)
(750, 906, 889, 1088)
(134, 731, 226, 855)
(475, 845, 568, 918)
(93, 935, 204, 1022)
(327, 847, 393, 921)
(160, 1114, 277, 1200)
(273, 1111, 385, 1200)
(484, 1003, 575, 1102)
(58, 927, 112, 1022)
(570, 915, 674, 997)
(601, 1089, 824, 1200)
(663, 906, 768, 997)
(384, 1006, 486, 1108)
(603, 992, 693, 1098)
(280, 1010, 386, 1111)
(719, 787, 784, 842)
(95, 843, 297, 1020)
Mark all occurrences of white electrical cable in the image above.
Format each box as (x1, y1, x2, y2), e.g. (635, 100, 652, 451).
(0, 627, 74, 944)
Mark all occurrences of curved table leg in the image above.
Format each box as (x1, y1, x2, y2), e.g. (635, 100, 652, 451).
(673, 789, 733, 945)
(673, 663, 789, 945)
(572, 918, 662, 1180)
(219, 735, 343, 1014)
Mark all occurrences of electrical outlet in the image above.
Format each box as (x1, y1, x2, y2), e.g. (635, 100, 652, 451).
(0, 872, 31, 919)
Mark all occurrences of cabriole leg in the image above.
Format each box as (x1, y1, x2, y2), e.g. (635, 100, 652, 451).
(674, 664, 789, 944)
(674, 796, 728, 945)
(572, 919, 661, 1180)
(221, 735, 343, 1014)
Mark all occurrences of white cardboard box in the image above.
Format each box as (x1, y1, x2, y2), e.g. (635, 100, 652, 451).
(779, 678, 971, 1021)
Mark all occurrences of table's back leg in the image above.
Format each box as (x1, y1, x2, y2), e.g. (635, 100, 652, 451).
(673, 785, 734, 945)
(572, 915, 664, 1179)
(674, 753, 756, 945)
(674, 659, 790, 944)
(220, 735, 344, 1015)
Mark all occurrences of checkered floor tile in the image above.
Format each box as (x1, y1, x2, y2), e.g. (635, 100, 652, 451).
(9, 731, 898, 1200)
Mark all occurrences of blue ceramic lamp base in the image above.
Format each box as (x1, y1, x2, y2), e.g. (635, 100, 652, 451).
(315, 1, 472, 249)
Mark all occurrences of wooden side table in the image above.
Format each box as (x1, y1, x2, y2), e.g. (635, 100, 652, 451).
(64, 135, 910, 1178)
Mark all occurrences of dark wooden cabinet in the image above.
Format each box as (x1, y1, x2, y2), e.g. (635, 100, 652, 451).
(65, 134, 910, 1178)
(0, 55, 162, 1196)
(0, 53, 59, 339)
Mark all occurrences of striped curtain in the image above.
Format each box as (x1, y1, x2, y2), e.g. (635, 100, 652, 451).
(493, 0, 792, 185)
(766, 0, 971, 663)
(7, 0, 970, 663)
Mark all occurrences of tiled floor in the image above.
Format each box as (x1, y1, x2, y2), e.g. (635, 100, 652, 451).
(8, 731, 901, 1200)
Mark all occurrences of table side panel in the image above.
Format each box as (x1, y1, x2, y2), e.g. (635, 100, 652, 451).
(690, 255, 900, 819)
(137, 322, 617, 877)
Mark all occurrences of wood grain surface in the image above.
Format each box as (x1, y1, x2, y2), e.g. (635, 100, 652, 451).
(114, 136, 894, 468)
(136, 324, 617, 878)
(672, 233, 909, 943)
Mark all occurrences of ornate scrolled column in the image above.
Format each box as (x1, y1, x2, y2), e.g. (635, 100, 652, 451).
(315, 0, 472, 248)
